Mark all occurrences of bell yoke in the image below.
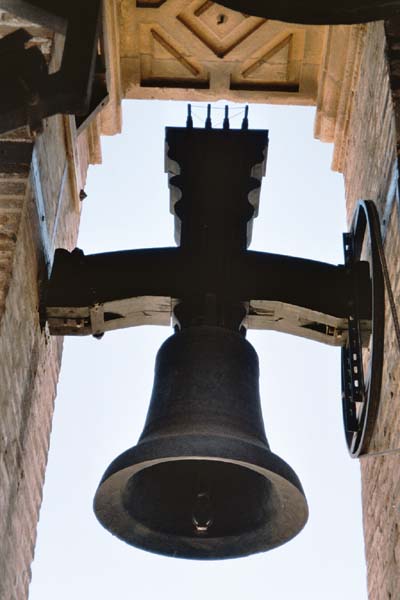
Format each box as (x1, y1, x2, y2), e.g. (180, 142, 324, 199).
(45, 105, 376, 559)
(46, 106, 371, 339)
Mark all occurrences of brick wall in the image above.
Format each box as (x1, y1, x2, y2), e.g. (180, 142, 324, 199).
(340, 20, 400, 600)
(0, 115, 81, 599)
(0, 2, 120, 594)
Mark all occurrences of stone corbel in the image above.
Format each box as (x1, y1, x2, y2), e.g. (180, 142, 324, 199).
(99, 0, 122, 137)
(314, 24, 366, 172)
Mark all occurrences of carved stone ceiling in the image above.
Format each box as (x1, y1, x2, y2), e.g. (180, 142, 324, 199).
(0, 1, 366, 174)
(118, 0, 368, 172)
(119, 0, 327, 105)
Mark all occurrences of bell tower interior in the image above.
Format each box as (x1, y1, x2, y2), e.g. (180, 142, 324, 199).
(0, 1, 399, 599)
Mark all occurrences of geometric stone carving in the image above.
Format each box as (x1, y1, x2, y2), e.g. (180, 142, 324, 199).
(120, 0, 326, 105)
(177, 1, 265, 59)
(111, 4, 368, 176)
(117, 1, 366, 174)
(231, 32, 303, 92)
(139, 24, 209, 88)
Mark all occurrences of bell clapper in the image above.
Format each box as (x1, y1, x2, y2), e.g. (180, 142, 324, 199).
(192, 490, 213, 534)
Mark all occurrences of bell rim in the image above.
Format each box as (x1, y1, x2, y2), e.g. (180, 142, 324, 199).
(94, 434, 308, 560)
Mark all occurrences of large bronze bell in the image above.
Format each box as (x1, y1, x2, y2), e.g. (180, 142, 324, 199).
(214, 0, 400, 24)
(94, 326, 308, 559)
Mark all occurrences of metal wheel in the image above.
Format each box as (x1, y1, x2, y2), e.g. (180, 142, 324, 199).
(341, 200, 384, 457)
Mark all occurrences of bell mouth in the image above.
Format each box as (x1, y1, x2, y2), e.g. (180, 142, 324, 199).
(123, 459, 277, 538)
(94, 435, 308, 560)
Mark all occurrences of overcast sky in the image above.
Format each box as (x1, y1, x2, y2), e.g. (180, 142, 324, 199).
(30, 100, 368, 599)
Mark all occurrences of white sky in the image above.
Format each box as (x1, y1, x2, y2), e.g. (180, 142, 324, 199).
(29, 100, 368, 599)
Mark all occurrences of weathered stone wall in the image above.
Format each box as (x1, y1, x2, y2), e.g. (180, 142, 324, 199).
(0, 2, 120, 596)
(0, 115, 81, 600)
(0, 17, 86, 599)
(340, 20, 400, 600)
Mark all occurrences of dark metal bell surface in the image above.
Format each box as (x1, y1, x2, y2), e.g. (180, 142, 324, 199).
(94, 326, 308, 559)
(214, 0, 400, 24)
